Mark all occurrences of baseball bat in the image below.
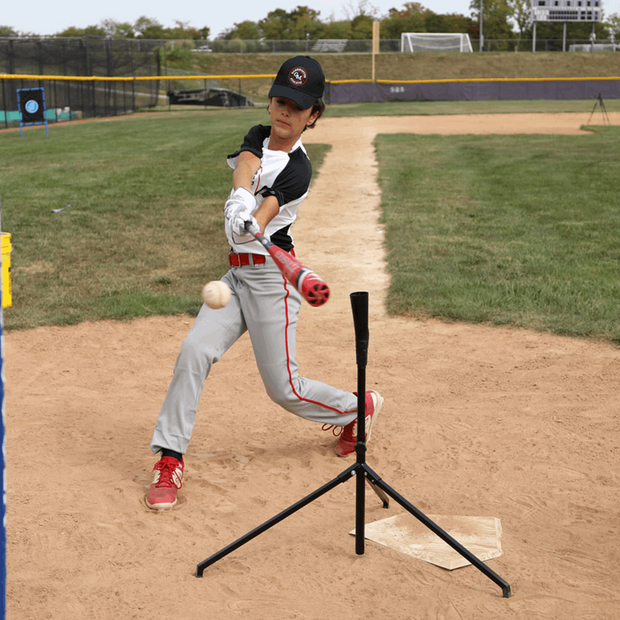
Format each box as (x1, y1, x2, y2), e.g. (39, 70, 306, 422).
(245, 222, 330, 307)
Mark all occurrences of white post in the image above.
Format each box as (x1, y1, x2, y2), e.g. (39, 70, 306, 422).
(479, 0, 484, 51)
(563, 22, 567, 52)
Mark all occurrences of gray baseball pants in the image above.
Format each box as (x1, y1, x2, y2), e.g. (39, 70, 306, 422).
(151, 257, 358, 455)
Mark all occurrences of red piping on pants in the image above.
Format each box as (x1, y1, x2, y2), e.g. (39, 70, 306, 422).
(281, 274, 352, 415)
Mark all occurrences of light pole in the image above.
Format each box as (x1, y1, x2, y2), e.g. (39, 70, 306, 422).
(479, 0, 484, 51)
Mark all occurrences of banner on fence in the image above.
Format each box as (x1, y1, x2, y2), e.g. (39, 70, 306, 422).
(16, 87, 49, 137)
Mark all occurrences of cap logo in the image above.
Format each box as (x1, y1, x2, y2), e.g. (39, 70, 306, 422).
(288, 66, 308, 87)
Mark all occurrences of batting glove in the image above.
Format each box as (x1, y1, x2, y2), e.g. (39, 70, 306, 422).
(224, 187, 256, 221)
(231, 211, 258, 237)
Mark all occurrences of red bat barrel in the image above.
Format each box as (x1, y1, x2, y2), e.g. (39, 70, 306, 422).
(297, 269, 330, 307)
(246, 224, 330, 307)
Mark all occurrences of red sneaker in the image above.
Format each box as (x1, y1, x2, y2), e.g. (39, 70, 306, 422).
(334, 390, 383, 457)
(146, 456, 184, 510)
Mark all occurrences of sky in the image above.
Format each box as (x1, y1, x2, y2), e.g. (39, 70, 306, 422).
(3, 0, 476, 38)
(3, 0, 618, 38)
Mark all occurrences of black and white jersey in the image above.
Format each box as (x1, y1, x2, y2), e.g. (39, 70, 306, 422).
(226, 124, 312, 253)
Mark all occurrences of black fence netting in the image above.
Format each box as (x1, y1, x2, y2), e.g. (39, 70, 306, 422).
(1, 36, 163, 125)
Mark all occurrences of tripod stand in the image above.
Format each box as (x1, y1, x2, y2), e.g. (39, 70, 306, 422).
(196, 292, 511, 598)
(588, 93, 611, 125)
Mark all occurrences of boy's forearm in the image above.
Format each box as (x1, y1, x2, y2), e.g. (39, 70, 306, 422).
(254, 196, 279, 233)
(232, 163, 254, 191)
(232, 152, 261, 191)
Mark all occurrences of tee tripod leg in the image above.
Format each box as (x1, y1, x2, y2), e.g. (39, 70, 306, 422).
(196, 464, 356, 577)
(363, 464, 512, 598)
(196, 291, 511, 599)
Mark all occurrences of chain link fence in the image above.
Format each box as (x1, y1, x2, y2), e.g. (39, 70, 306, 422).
(177, 37, 619, 54)
(482, 38, 619, 52)
(2, 34, 618, 128)
(0, 36, 162, 126)
(200, 39, 402, 54)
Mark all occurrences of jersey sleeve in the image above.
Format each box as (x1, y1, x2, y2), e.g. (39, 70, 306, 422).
(259, 148, 313, 206)
(227, 125, 271, 169)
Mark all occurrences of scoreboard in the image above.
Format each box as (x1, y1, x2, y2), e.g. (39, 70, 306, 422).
(532, 0, 602, 22)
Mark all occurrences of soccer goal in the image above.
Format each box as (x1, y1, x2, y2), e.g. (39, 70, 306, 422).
(400, 33, 473, 53)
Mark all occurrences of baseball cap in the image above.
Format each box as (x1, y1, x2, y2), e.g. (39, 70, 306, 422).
(268, 56, 325, 110)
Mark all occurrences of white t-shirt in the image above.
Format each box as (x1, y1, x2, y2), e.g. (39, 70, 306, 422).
(225, 124, 313, 254)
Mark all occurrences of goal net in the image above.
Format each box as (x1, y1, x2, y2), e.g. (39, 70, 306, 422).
(400, 33, 473, 53)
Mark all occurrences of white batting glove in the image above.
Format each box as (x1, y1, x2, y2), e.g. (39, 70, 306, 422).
(231, 211, 258, 237)
(224, 187, 256, 221)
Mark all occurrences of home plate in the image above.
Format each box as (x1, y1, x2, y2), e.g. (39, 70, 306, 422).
(350, 514, 503, 570)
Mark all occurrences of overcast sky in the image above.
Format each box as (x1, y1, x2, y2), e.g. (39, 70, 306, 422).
(3, 0, 618, 38)
(4, 0, 475, 38)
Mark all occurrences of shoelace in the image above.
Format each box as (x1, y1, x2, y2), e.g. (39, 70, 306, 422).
(322, 394, 374, 439)
(322, 423, 344, 437)
(153, 459, 183, 489)
(323, 413, 373, 439)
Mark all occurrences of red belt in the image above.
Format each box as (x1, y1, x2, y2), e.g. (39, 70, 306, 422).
(228, 252, 267, 267)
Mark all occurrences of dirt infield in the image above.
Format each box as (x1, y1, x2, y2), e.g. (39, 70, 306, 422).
(6, 112, 620, 619)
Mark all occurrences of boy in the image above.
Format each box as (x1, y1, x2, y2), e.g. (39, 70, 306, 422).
(146, 56, 383, 510)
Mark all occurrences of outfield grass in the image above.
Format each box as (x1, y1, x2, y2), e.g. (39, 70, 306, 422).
(322, 98, 620, 117)
(151, 98, 620, 118)
(2, 108, 619, 344)
(377, 125, 620, 344)
(0, 110, 327, 329)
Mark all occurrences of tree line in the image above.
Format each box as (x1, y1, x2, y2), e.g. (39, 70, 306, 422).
(0, 17, 208, 41)
(1, 2, 618, 42)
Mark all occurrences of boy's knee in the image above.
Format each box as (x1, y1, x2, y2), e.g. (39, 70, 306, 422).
(266, 384, 299, 413)
(176, 336, 217, 371)
(265, 379, 304, 413)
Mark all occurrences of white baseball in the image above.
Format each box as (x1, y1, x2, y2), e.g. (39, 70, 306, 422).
(202, 280, 231, 309)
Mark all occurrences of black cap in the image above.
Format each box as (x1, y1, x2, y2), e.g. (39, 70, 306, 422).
(268, 56, 325, 110)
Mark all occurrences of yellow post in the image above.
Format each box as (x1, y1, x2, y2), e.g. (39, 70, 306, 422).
(372, 21, 380, 103)
(372, 21, 380, 83)
(1, 233, 12, 309)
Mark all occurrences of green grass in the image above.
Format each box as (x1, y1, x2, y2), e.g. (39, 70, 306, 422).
(2, 107, 620, 345)
(322, 98, 620, 117)
(376, 125, 620, 343)
(0, 110, 327, 329)
(148, 98, 620, 118)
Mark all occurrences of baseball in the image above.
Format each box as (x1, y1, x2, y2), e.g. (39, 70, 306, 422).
(202, 280, 231, 309)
